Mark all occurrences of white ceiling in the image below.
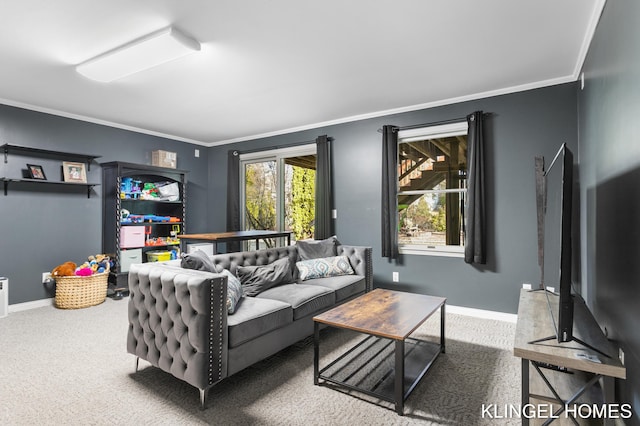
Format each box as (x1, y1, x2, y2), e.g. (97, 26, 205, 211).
(0, 0, 604, 146)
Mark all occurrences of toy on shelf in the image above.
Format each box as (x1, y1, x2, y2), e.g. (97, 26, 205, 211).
(120, 178, 142, 199)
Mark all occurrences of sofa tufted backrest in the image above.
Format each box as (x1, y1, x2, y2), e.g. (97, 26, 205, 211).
(211, 245, 299, 277)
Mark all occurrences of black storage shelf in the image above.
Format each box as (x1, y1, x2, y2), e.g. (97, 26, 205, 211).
(102, 161, 187, 288)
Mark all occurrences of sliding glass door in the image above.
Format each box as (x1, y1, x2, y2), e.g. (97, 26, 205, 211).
(241, 145, 316, 249)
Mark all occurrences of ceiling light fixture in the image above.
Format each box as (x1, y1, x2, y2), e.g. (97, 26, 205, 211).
(76, 26, 200, 82)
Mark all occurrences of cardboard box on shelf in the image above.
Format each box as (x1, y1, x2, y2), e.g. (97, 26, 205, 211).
(152, 150, 177, 169)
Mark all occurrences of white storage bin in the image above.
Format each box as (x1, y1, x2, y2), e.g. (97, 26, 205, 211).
(187, 243, 214, 256)
(120, 249, 143, 272)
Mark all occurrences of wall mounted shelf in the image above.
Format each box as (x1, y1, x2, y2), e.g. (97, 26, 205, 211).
(1, 143, 101, 197)
(2, 143, 101, 170)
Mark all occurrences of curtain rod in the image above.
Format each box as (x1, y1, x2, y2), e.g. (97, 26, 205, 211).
(230, 138, 320, 156)
(377, 112, 490, 133)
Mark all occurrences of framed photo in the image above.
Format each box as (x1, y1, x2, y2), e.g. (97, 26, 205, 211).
(27, 164, 47, 180)
(62, 161, 87, 183)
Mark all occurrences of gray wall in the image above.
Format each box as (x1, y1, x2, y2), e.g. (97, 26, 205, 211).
(578, 0, 640, 420)
(208, 83, 579, 314)
(0, 105, 210, 305)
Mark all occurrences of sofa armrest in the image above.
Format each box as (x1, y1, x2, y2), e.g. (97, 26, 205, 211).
(337, 245, 373, 292)
(127, 263, 228, 391)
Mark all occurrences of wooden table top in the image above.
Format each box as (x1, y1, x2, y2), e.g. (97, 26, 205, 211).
(514, 289, 626, 379)
(177, 230, 292, 241)
(313, 288, 446, 340)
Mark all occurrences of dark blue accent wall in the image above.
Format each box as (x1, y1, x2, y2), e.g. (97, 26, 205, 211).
(0, 105, 210, 304)
(578, 0, 640, 420)
(208, 83, 579, 314)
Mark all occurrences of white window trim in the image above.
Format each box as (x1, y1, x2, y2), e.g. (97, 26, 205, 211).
(397, 121, 468, 258)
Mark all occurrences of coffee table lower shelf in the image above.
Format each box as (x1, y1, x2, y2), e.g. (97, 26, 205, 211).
(314, 332, 443, 415)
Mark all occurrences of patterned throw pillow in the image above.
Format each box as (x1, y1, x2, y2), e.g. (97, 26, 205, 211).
(219, 269, 243, 314)
(296, 256, 354, 281)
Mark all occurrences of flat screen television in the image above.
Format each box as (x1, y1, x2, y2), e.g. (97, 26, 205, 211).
(535, 143, 574, 343)
(533, 143, 608, 357)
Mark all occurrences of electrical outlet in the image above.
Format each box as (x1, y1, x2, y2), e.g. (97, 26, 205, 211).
(42, 272, 51, 283)
(194, 149, 200, 158)
(392, 272, 399, 282)
(522, 283, 532, 290)
(619, 348, 625, 366)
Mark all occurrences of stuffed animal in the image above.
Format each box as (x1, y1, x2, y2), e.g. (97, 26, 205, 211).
(86, 254, 111, 274)
(51, 262, 77, 277)
(75, 267, 93, 276)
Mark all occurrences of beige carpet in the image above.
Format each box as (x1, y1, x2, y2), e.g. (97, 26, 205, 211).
(0, 298, 520, 425)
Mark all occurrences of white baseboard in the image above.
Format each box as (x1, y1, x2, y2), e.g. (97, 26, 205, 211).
(8, 298, 54, 313)
(7, 297, 518, 323)
(447, 304, 518, 323)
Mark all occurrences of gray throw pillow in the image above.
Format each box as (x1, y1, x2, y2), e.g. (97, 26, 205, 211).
(237, 257, 291, 297)
(180, 249, 216, 272)
(296, 235, 339, 260)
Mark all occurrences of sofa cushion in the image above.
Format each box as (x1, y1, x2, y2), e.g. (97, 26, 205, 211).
(180, 249, 216, 272)
(257, 284, 335, 320)
(227, 297, 293, 348)
(296, 236, 338, 260)
(296, 255, 354, 281)
(237, 257, 291, 296)
(303, 275, 366, 303)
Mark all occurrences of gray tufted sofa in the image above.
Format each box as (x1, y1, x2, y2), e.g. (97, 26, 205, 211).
(127, 244, 372, 408)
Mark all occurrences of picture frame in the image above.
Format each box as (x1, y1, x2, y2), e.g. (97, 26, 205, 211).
(27, 164, 47, 180)
(62, 161, 87, 183)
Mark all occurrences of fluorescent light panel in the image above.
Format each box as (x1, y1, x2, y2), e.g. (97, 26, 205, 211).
(76, 26, 200, 82)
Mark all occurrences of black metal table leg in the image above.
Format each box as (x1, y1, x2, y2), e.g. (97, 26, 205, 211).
(522, 359, 529, 426)
(395, 339, 405, 415)
(441, 304, 446, 353)
(314, 322, 320, 385)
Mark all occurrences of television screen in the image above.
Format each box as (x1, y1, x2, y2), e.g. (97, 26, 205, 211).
(536, 143, 573, 343)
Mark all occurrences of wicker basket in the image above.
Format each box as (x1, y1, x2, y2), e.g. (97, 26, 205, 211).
(54, 272, 109, 309)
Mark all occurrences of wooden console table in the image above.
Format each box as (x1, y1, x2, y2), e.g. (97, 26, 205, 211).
(514, 289, 626, 425)
(178, 230, 292, 254)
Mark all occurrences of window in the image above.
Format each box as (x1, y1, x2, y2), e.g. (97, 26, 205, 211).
(240, 144, 317, 249)
(397, 122, 468, 257)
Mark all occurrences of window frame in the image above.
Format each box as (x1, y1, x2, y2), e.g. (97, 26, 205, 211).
(397, 121, 469, 258)
(239, 143, 317, 236)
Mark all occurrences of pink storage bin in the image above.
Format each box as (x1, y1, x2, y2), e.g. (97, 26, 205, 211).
(120, 226, 146, 248)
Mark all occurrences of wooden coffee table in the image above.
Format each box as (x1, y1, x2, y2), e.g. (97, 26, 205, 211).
(313, 288, 446, 415)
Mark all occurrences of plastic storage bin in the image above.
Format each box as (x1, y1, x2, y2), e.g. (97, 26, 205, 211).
(120, 226, 145, 248)
(146, 250, 172, 262)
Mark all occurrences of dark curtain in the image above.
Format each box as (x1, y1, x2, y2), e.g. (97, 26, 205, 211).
(226, 150, 241, 252)
(315, 135, 332, 239)
(381, 125, 399, 260)
(465, 111, 486, 264)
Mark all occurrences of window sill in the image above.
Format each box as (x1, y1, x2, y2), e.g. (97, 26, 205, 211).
(399, 246, 464, 258)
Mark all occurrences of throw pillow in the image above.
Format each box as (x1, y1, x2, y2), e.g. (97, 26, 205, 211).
(296, 255, 355, 281)
(219, 269, 243, 314)
(180, 249, 216, 272)
(237, 257, 291, 297)
(296, 235, 339, 260)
